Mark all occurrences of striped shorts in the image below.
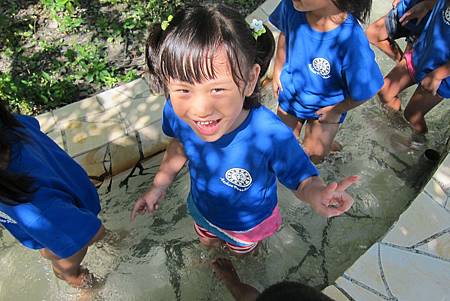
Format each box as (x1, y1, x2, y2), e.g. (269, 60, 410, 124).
(187, 194, 282, 254)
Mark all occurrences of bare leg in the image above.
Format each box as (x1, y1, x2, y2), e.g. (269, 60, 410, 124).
(378, 59, 415, 111)
(404, 87, 443, 134)
(302, 120, 340, 164)
(40, 248, 98, 288)
(277, 106, 304, 138)
(366, 16, 403, 62)
(194, 223, 222, 249)
(211, 258, 260, 301)
(39, 225, 105, 288)
(199, 236, 222, 249)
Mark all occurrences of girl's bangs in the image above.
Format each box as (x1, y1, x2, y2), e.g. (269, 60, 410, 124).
(160, 33, 220, 84)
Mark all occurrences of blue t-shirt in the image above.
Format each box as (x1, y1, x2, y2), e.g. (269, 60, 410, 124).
(269, 0, 384, 120)
(162, 100, 319, 231)
(0, 115, 101, 258)
(412, 0, 450, 98)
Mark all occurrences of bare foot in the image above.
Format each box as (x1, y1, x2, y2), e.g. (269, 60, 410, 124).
(330, 140, 343, 152)
(211, 258, 241, 286)
(382, 97, 402, 112)
(211, 258, 260, 301)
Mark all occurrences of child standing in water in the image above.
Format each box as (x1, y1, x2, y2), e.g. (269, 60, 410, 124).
(379, 0, 449, 136)
(0, 101, 105, 288)
(131, 3, 358, 255)
(270, 0, 384, 163)
(366, 0, 435, 62)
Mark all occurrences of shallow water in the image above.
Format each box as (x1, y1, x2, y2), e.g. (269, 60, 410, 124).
(1, 1, 450, 300)
(1, 85, 448, 301)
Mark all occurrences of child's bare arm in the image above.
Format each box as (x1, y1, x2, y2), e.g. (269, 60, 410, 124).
(131, 139, 187, 220)
(421, 61, 450, 96)
(272, 33, 286, 98)
(151, 138, 187, 191)
(315, 97, 367, 124)
(294, 176, 358, 217)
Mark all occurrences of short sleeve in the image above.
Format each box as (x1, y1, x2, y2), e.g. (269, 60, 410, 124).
(269, 0, 290, 33)
(269, 129, 319, 190)
(342, 32, 384, 101)
(16, 114, 41, 131)
(162, 99, 176, 137)
(24, 200, 101, 258)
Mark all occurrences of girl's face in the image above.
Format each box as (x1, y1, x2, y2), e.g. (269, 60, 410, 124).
(292, 0, 332, 12)
(167, 48, 260, 142)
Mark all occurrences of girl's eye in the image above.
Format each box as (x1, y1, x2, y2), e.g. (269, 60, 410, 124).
(175, 89, 190, 94)
(212, 88, 225, 94)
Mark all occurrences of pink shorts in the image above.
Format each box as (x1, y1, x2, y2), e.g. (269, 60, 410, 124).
(404, 49, 415, 81)
(188, 196, 282, 254)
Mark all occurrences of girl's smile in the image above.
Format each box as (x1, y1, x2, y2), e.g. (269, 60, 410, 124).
(194, 119, 221, 136)
(167, 47, 260, 142)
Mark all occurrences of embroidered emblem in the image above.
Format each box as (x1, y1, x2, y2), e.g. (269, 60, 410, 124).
(443, 6, 450, 25)
(308, 57, 331, 79)
(0, 211, 17, 224)
(221, 168, 252, 192)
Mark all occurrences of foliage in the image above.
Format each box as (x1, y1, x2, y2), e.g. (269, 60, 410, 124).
(0, 0, 264, 114)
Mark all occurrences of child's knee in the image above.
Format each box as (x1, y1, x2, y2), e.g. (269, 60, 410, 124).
(304, 146, 329, 163)
(365, 24, 379, 44)
(365, 19, 386, 44)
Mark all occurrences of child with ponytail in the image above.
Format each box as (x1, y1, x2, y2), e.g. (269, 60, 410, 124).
(131, 3, 358, 254)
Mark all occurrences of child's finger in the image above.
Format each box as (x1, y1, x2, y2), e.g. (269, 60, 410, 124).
(131, 199, 146, 221)
(399, 10, 414, 25)
(320, 206, 345, 218)
(336, 175, 359, 192)
(334, 195, 354, 213)
(321, 182, 338, 199)
(149, 203, 159, 213)
(327, 207, 347, 217)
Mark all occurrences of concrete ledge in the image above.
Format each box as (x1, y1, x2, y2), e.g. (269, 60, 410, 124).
(36, 78, 170, 181)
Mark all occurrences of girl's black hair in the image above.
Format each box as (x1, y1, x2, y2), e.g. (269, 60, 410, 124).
(256, 281, 335, 301)
(145, 3, 275, 110)
(332, 0, 372, 23)
(0, 101, 36, 205)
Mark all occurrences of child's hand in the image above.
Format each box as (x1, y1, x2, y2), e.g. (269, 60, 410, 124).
(316, 105, 341, 124)
(309, 176, 358, 217)
(399, 1, 431, 26)
(272, 68, 283, 99)
(130, 186, 166, 221)
(392, 0, 401, 8)
(420, 71, 443, 96)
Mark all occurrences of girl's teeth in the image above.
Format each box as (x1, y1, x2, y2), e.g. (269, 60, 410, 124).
(198, 121, 213, 125)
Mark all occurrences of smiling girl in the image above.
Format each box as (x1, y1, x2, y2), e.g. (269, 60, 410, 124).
(131, 3, 358, 254)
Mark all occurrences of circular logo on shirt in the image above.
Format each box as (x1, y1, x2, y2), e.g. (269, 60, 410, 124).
(309, 57, 331, 79)
(443, 6, 450, 25)
(222, 168, 252, 191)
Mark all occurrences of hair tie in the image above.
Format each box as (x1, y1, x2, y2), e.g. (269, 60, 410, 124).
(249, 19, 266, 40)
(161, 15, 174, 31)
